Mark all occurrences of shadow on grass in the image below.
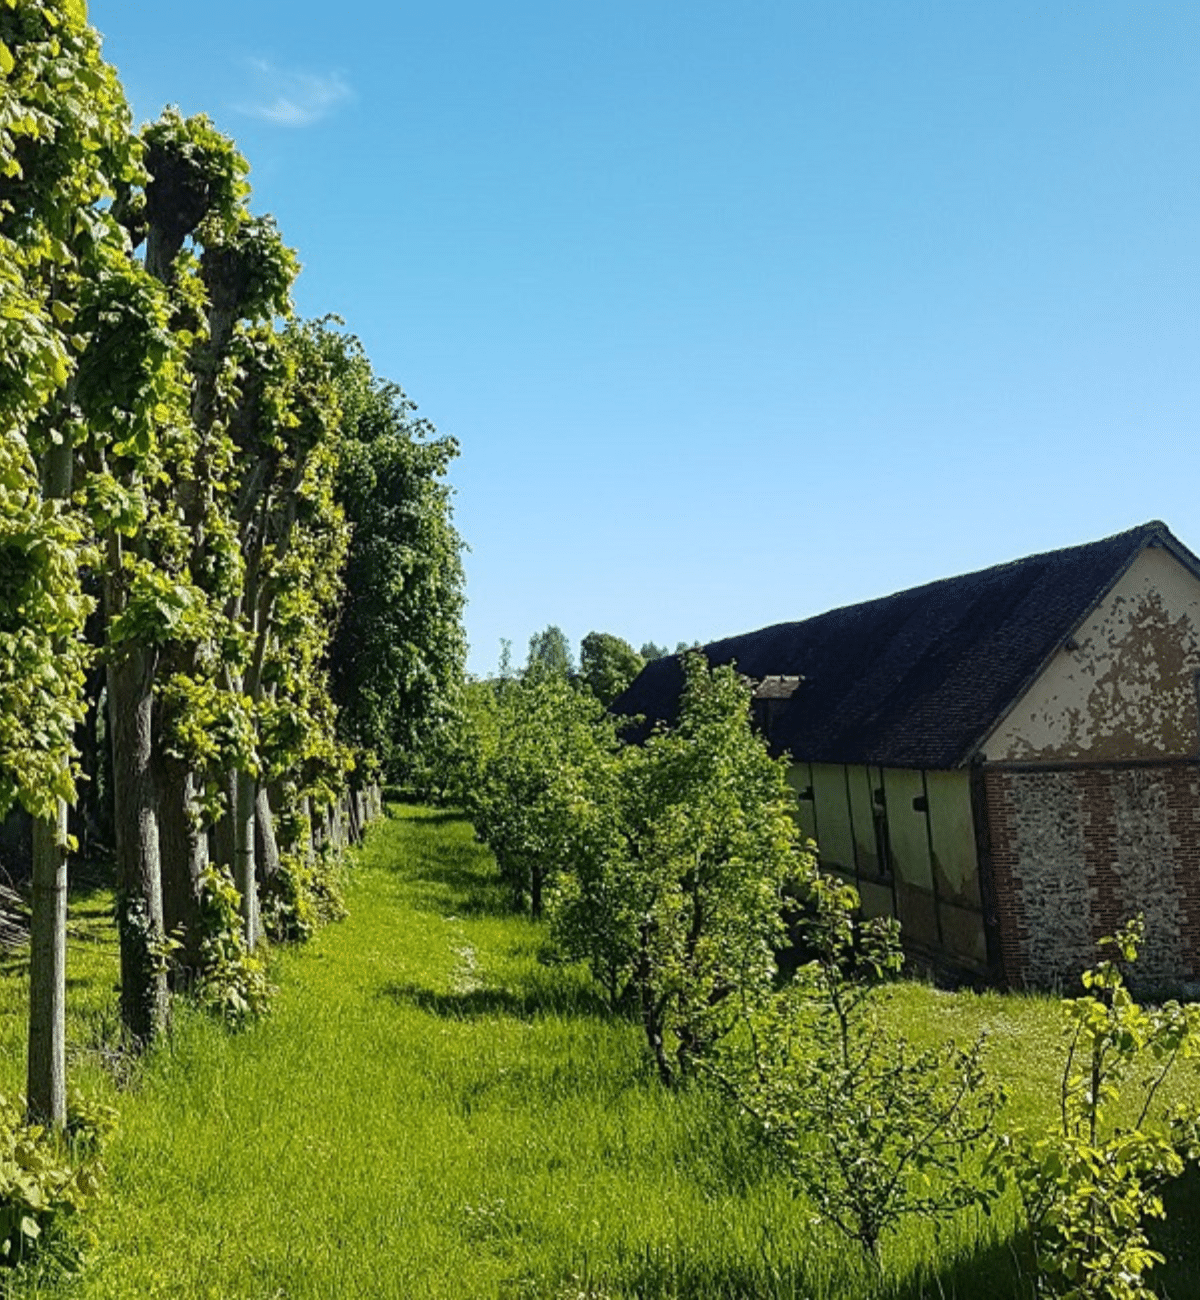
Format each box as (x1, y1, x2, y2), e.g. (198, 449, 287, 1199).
(551, 1231, 1036, 1300)
(405, 861, 517, 919)
(886, 1235, 1034, 1300)
(1150, 1164, 1200, 1299)
(379, 977, 609, 1023)
(390, 807, 465, 827)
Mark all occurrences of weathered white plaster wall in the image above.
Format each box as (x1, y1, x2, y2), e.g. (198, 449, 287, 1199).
(983, 546, 1200, 762)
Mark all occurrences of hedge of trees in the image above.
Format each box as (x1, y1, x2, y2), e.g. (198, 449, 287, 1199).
(1, 0, 463, 1146)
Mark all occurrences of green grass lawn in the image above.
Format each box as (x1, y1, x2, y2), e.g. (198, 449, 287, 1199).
(3, 807, 1200, 1298)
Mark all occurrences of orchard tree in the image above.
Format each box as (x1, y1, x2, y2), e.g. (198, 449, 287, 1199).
(552, 654, 812, 1085)
(467, 671, 620, 919)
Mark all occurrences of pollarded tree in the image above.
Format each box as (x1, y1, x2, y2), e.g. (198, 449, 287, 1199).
(0, 0, 143, 1117)
(326, 329, 465, 790)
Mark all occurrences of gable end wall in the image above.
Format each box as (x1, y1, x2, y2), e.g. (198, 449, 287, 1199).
(983, 546, 1200, 763)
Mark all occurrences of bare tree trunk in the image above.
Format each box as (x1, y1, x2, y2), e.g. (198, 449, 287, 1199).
(27, 429, 72, 1126)
(332, 797, 346, 851)
(108, 645, 169, 1045)
(347, 787, 363, 846)
(27, 806, 67, 1126)
(159, 751, 207, 984)
(235, 769, 259, 948)
(254, 783, 280, 883)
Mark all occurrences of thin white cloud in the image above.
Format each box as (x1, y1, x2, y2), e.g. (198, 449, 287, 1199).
(238, 58, 352, 127)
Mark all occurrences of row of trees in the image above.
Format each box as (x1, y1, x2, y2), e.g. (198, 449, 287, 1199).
(459, 649, 1200, 1295)
(1, 0, 463, 1133)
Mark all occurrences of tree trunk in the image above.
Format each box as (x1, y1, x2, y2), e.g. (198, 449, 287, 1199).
(158, 751, 207, 985)
(212, 767, 237, 871)
(347, 787, 363, 846)
(27, 424, 72, 1125)
(108, 645, 169, 1045)
(235, 768, 259, 948)
(27, 806, 67, 1126)
(71, 657, 108, 861)
(254, 783, 280, 883)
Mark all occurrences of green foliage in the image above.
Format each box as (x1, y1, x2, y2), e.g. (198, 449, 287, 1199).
(525, 625, 574, 680)
(326, 325, 465, 787)
(0, 1091, 111, 1277)
(260, 848, 347, 945)
(0, 451, 90, 818)
(551, 653, 812, 1085)
(719, 872, 1003, 1260)
(0, 0, 137, 823)
(578, 631, 644, 706)
(992, 917, 1200, 1298)
(192, 867, 275, 1025)
(467, 671, 621, 919)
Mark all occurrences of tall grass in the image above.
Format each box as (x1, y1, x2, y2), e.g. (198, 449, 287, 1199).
(2, 809, 1199, 1297)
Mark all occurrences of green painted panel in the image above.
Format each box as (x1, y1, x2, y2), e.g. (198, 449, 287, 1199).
(882, 768, 933, 891)
(858, 879, 895, 921)
(939, 902, 989, 968)
(847, 764, 883, 879)
(786, 762, 817, 844)
(811, 762, 855, 873)
(925, 770, 981, 908)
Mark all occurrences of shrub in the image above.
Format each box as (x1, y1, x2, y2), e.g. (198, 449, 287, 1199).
(716, 872, 1003, 1261)
(260, 847, 347, 944)
(991, 917, 1200, 1299)
(193, 866, 276, 1025)
(0, 1092, 114, 1278)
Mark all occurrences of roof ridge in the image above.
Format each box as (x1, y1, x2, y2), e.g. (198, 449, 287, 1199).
(706, 520, 1175, 648)
(616, 521, 1194, 770)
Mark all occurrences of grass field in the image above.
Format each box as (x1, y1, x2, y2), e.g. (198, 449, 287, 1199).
(3, 807, 1200, 1298)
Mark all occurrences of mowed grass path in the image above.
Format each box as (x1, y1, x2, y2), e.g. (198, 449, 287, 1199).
(5, 807, 1200, 1298)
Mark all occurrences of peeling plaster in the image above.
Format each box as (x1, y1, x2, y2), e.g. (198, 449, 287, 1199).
(984, 548, 1200, 762)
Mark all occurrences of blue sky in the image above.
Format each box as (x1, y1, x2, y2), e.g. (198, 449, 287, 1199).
(89, 1, 1200, 674)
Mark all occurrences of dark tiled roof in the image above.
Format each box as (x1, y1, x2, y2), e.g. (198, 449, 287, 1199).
(613, 522, 1198, 770)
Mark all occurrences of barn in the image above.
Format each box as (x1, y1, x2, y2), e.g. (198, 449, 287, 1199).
(614, 521, 1200, 990)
